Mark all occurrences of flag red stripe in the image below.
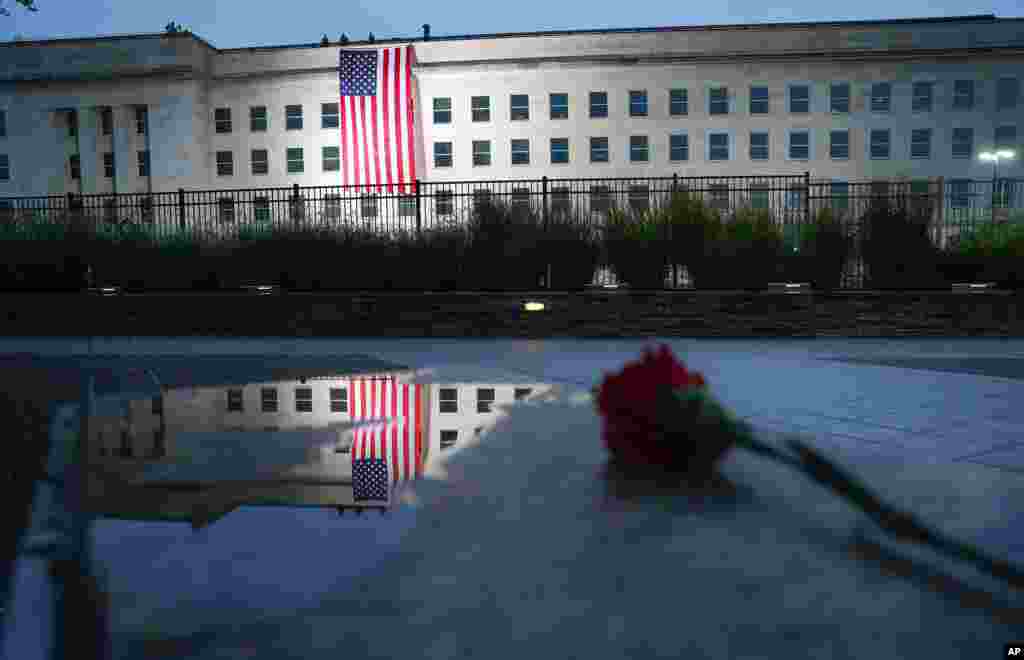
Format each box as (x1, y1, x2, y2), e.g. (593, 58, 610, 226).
(358, 97, 370, 191)
(402, 383, 410, 479)
(390, 379, 399, 482)
(339, 95, 348, 187)
(404, 46, 417, 192)
(392, 47, 404, 194)
(370, 95, 382, 193)
(348, 97, 359, 187)
(381, 48, 393, 194)
(414, 383, 422, 476)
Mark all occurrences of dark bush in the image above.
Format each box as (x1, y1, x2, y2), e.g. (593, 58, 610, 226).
(689, 207, 782, 290)
(860, 201, 944, 289)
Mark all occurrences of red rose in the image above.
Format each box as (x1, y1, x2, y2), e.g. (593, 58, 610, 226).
(595, 344, 729, 472)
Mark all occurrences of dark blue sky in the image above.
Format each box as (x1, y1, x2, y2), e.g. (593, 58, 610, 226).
(1, 0, 1020, 46)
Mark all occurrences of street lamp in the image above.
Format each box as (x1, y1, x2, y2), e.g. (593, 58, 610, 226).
(979, 150, 1016, 221)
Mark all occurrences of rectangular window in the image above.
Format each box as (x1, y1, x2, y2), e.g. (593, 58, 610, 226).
(0, 154, 9, 181)
(440, 430, 458, 450)
(511, 139, 530, 165)
(69, 154, 80, 180)
(433, 97, 451, 124)
(749, 131, 769, 161)
(869, 129, 890, 160)
(329, 387, 348, 413)
(398, 196, 416, 217)
(830, 130, 849, 160)
(870, 83, 891, 113)
(830, 83, 850, 113)
(670, 134, 689, 162)
(100, 107, 112, 136)
(995, 125, 1017, 151)
(551, 187, 571, 216)
(218, 197, 235, 224)
(590, 137, 609, 163)
(253, 197, 271, 223)
(830, 182, 849, 211)
(216, 150, 233, 176)
(550, 93, 569, 120)
(749, 86, 769, 114)
(708, 132, 729, 161)
(477, 388, 495, 413)
(322, 146, 340, 172)
(910, 129, 932, 159)
(435, 190, 453, 216)
(285, 105, 303, 130)
(670, 88, 688, 116)
(260, 387, 278, 413)
(439, 387, 458, 413)
(589, 91, 608, 118)
(997, 77, 1020, 110)
(103, 152, 115, 178)
(360, 194, 377, 219)
(286, 147, 304, 173)
(227, 388, 243, 412)
(511, 188, 531, 209)
(251, 149, 269, 175)
(472, 140, 491, 166)
(215, 108, 232, 133)
(510, 94, 529, 120)
(67, 110, 78, 138)
(434, 141, 452, 168)
(951, 127, 973, 159)
(629, 135, 649, 162)
(709, 87, 729, 115)
(135, 107, 147, 135)
(628, 185, 650, 213)
(250, 106, 268, 131)
(953, 80, 975, 110)
(789, 85, 810, 113)
(912, 82, 934, 112)
(295, 387, 312, 413)
(590, 185, 612, 214)
(749, 184, 769, 210)
(629, 90, 648, 117)
(471, 96, 490, 122)
(550, 138, 569, 164)
(320, 102, 340, 129)
(0, 110, 6, 137)
(137, 150, 150, 177)
(788, 130, 810, 160)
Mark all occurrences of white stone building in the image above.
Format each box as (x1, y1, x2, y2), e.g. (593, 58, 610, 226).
(0, 14, 1022, 227)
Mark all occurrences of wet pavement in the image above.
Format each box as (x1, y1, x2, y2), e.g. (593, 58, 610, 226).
(2, 337, 1024, 658)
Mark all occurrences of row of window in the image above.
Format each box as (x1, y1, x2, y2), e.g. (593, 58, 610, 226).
(224, 386, 532, 413)
(214, 147, 336, 176)
(431, 126, 1018, 167)
(60, 150, 151, 180)
(53, 107, 148, 139)
(431, 78, 1021, 124)
(214, 104, 340, 134)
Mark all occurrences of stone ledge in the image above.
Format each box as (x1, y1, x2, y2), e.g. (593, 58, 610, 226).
(2, 291, 1022, 338)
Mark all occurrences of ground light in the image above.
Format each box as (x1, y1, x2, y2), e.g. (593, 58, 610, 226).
(523, 301, 545, 312)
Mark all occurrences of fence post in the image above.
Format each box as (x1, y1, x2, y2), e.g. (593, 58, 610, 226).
(415, 179, 422, 236)
(292, 183, 301, 228)
(542, 176, 550, 290)
(803, 171, 811, 226)
(936, 176, 946, 248)
(177, 188, 185, 231)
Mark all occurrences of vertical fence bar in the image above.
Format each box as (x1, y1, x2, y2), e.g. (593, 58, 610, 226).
(542, 175, 550, 289)
(415, 179, 422, 236)
(177, 188, 185, 231)
(803, 171, 811, 226)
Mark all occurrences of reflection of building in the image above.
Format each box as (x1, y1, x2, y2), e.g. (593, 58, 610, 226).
(85, 370, 557, 526)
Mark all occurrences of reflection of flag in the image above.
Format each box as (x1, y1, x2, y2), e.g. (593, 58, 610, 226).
(339, 46, 418, 193)
(349, 378, 423, 491)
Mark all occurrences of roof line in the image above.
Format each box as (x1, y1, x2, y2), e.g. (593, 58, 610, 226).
(1, 14, 1013, 53)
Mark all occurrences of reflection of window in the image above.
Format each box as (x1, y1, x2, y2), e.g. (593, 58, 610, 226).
(218, 197, 235, 224)
(254, 197, 271, 223)
(227, 388, 243, 412)
(439, 388, 458, 413)
(511, 187, 531, 209)
(830, 182, 849, 211)
(709, 184, 730, 211)
(749, 185, 769, 210)
(360, 195, 377, 219)
(551, 187, 571, 216)
(330, 387, 347, 413)
(324, 195, 341, 220)
(261, 387, 278, 413)
(477, 388, 495, 413)
(590, 186, 612, 214)
(435, 191, 453, 216)
(785, 186, 805, 210)
(473, 189, 492, 210)
(629, 185, 650, 213)
(514, 388, 532, 400)
(441, 430, 457, 450)
(295, 387, 313, 413)
(398, 196, 416, 217)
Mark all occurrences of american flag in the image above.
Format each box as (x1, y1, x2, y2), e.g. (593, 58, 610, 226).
(350, 378, 424, 502)
(339, 46, 418, 194)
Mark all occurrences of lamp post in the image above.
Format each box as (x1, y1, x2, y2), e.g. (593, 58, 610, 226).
(979, 149, 1016, 223)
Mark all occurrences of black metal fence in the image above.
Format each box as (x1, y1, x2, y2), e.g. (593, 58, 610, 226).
(2, 174, 1022, 289)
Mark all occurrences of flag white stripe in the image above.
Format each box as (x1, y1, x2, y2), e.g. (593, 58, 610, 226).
(396, 46, 410, 195)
